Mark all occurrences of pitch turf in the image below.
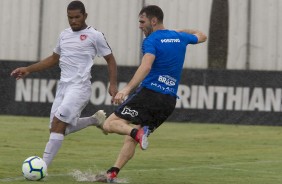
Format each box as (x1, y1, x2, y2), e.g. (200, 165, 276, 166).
(1, 115, 282, 184)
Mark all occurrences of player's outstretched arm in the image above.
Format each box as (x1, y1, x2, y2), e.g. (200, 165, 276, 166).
(176, 29, 207, 43)
(11, 52, 60, 80)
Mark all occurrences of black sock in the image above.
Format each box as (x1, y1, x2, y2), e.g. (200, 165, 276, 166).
(130, 128, 138, 139)
(107, 167, 120, 174)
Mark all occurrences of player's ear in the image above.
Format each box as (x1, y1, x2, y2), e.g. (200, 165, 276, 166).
(151, 17, 157, 26)
(84, 13, 88, 20)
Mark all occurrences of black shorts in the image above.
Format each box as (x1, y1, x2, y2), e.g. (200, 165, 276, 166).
(115, 87, 176, 132)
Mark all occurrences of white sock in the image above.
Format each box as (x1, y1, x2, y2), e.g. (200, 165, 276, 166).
(65, 117, 98, 135)
(43, 132, 64, 167)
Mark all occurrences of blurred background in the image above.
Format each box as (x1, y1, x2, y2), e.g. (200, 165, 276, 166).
(1, 0, 281, 69)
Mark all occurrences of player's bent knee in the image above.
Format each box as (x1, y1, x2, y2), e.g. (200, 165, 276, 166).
(102, 120, 112, 132)
(102, 113, 120, 133)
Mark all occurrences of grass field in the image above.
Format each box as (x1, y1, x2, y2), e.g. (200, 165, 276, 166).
(1, 115, 282, 184)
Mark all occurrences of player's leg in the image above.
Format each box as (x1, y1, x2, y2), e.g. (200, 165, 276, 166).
(95, 133, 139, 183)
(43, 81, 92, 167)
(62, 81, 105, 135)
(43, 82, 66, 167)
(103, 113, 149, 148)
(106, 132, 139, 182)
(113, 135, 138, 169)
(103, 88, 152, 148)
(43, 117, 67, 166)
(101, 88, 176, 182)
(65, 110, 106, 135)
(103, 113, 133, 135)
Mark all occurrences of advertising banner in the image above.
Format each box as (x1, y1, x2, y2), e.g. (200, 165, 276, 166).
(1, 61, 282, 125)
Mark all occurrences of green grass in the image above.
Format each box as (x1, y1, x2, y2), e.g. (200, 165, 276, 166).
(1, 115, 282, 184)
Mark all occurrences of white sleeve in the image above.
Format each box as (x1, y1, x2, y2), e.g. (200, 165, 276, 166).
(53, 32, 63, 55)
(96, 32, 112, 57)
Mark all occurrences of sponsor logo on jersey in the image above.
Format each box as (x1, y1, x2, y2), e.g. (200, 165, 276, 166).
(158, 75, 176, 86)
(121, 107, 138, 117)
(151, 82, 175, 93)
(80, 34, 87, 41)
(161, 38, 180, 43)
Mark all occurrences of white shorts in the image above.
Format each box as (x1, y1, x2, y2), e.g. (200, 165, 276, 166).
(50, 80, 91, 128)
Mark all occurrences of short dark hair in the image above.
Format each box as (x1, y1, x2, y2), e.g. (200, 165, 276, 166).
(67, 1, 86, 14)
(139, 5, 164, 23)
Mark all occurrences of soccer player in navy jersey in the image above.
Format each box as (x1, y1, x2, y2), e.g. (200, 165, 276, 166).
(98, 5, 207, 182)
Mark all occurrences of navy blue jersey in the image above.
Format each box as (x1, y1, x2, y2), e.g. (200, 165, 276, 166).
(140, 30, 198, 97)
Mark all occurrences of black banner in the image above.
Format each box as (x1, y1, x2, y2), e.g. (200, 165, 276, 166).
(1, 61, 282, 125)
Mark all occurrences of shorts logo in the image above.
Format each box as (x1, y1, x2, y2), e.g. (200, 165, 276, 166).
(59, 113, 66, 117)
(121, 107, 138, 117)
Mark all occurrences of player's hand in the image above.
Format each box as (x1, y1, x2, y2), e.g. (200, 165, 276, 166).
(113, 87, 130, 105)
(10, 67, 30, 80)
(113, 91, 126, 105)
(108, 85, 118, 104)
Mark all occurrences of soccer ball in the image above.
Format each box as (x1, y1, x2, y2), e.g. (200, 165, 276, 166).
(22, 156, 47, 181)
